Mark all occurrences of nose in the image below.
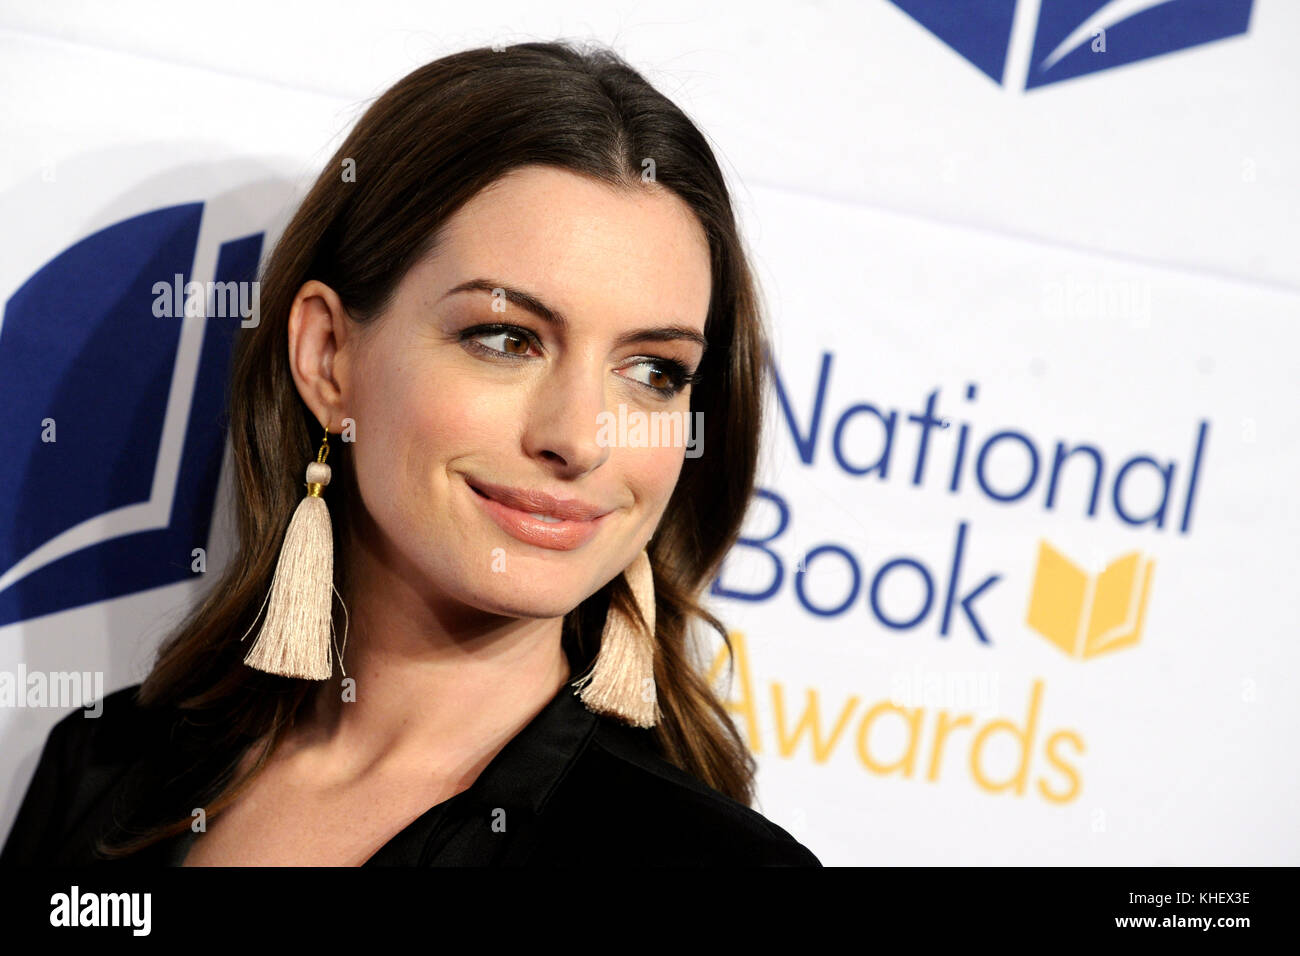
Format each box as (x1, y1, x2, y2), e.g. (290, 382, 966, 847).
(521, 350, 612, 477)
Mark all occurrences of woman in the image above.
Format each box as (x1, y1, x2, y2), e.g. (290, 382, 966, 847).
(1, 40, 820, 867)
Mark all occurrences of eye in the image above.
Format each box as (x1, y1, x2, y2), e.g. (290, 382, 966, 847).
(460, 324, 540, 358)
(459, 323, 702, 398)
(618, 358, 702, 398)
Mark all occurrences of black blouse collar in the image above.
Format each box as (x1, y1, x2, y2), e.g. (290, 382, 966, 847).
(364, 677, 605, 865)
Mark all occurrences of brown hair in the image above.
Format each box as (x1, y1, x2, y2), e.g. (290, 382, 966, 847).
(102, 39, 770, 857)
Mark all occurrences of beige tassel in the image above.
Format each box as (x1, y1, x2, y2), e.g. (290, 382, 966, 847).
(572, 548, 660, 728)
(241, 428, 346, 680)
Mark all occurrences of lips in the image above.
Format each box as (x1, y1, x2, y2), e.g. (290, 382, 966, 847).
(465, 477, 613, 551)
(465, 478, 611, 521)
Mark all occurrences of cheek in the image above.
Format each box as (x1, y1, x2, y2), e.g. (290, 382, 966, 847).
(627, 443, 687, 521)
(348, 363, 518, 499)
(344, 362, 447, 514)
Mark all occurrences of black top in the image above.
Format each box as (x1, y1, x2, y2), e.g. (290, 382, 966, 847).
(1, 676, 822, 867)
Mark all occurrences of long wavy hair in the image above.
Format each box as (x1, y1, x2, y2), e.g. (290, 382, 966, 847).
(102, 39, 771, 857)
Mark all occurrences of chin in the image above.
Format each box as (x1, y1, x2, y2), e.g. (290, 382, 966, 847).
(459, 580, 585, 622)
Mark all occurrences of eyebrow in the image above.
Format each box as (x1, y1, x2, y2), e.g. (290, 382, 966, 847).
(441, 278, 708, 353)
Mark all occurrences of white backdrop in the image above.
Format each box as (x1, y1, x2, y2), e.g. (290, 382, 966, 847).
(1, 0, 1296, 866)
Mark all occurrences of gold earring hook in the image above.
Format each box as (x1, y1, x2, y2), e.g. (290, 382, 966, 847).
(317, 420, 331, 464)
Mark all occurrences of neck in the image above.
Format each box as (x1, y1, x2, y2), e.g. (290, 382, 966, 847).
(287, 530, 573, 786)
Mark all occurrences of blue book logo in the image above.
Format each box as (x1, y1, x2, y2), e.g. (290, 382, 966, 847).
(0, 203, 262, 626)
(887, 0, 1254, 89)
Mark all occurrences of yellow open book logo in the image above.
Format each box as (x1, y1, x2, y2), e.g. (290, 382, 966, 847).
(1026, 541, 1155, 659)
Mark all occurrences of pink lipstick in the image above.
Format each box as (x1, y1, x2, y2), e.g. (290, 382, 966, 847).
(464, 477, 613, 550)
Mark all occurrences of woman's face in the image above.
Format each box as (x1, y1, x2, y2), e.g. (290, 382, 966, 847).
(294, 164, 712, 623)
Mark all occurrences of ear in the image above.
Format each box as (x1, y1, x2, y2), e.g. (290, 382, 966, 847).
(287, 280, 355, 431)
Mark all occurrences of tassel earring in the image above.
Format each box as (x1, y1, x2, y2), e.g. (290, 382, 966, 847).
(572, 548, 660, 728)
(241, 421, 348, 680)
